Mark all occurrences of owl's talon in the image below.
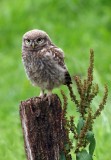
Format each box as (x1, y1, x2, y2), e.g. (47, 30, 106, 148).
(46, 95, 52, 106)
(39, 90, 45, 98)
(44, 90, 52, 105)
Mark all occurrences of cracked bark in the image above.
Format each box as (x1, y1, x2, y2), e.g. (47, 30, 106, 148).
(20, 94, 67, 160)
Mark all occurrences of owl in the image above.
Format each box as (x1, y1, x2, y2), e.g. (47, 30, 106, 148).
(22, 29, 72, 97)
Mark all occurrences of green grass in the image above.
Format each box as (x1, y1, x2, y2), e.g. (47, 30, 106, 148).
(0, 0, 111, 159)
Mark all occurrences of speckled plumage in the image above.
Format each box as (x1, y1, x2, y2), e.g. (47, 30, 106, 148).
(22, 29, 72, 96)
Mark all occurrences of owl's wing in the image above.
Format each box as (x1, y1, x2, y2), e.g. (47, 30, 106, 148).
(50, 47, 72, 85)
(51, 47, 66, 68)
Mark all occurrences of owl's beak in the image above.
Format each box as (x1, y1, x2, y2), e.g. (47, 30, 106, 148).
(31, 42, 35, 48)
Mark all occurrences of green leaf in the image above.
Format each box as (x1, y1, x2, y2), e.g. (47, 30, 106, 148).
(77, 117, 84, 135)
(76, 150, 93, 160)
(86, 131, 94, 141)
(86, 131, 96, 156)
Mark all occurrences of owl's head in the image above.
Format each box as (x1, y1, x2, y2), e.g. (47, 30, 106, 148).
(22, 29, 52, 50)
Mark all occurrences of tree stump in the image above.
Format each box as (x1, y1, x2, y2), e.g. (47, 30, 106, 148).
(20, 94, 69, 160)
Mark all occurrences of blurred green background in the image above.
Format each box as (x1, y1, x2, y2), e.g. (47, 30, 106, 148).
(0, 0, 111, 159)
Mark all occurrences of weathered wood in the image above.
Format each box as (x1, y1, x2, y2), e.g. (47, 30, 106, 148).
(20, 94, 68, 160)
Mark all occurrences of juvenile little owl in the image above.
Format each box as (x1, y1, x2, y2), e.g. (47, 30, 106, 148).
(22, 29, 72, 97)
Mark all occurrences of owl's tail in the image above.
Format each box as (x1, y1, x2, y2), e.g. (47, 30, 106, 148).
(64, 71, 72, 86)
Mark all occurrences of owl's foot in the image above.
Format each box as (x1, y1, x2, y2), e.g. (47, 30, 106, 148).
(39, 90, 45, 98)
(39, 90, 52, 105)
(46, 90, 53, 105)
(47, 90, 52, 96)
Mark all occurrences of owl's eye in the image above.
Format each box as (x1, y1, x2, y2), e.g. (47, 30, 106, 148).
(36, 38, 44, 44)
(25, 39, 31, 45)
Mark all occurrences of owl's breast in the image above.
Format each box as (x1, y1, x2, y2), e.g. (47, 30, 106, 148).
(22, 52, 44, 76)
(22, 50, 66, 89)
